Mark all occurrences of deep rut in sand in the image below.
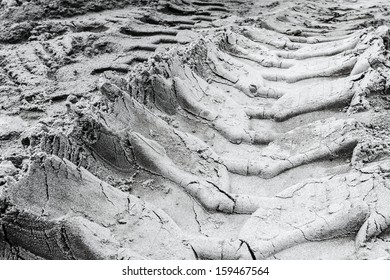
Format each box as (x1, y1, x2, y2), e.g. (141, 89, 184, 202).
(1, 0, 390, 260)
